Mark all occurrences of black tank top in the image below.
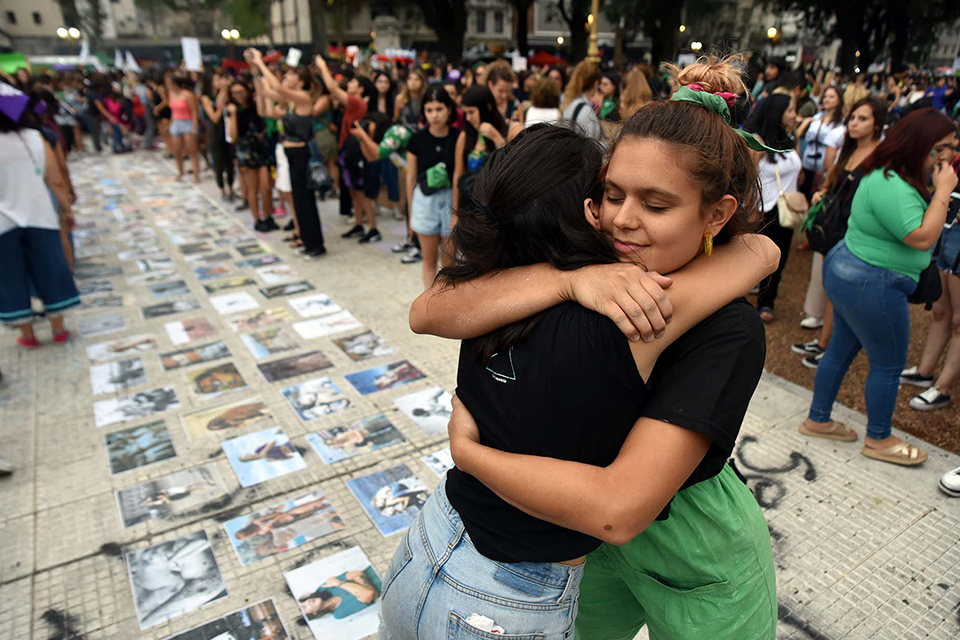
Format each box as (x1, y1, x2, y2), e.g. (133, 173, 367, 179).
(447, 302, 648, 563)
(281, 107, 312, 144)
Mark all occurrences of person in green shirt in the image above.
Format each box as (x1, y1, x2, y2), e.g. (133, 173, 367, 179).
(801, 107, 958, 466)
(298, 567, 381, 620)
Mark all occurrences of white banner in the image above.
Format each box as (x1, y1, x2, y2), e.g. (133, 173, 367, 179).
(181, 37, 202, 72)
(286, 47, 302, 67)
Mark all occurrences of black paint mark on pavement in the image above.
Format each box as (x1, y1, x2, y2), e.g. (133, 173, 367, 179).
(98, 542, 123, 558)
(778, 604, 832, 640)
(41, 609, 86, 640)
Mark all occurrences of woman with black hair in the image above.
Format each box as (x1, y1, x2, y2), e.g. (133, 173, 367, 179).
(226, 80, 274, 232)
(372, 71, 402, 215)
(598, 71, 620, 120)
(452, 85, 509, 216)
(199, 71, 236, 202)
(406, 84, 459, 288)
(298, 570, 380, 621)
(746, 92, 802, 322)
(795, 85, 845, 202)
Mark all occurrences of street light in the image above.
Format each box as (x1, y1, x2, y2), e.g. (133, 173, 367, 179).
(57, 26, 80, 39)
(691, 41, 703, 52)
(767, 26, 779, 39)
(557, 36, 564, 45)
(222, 28, 240, 58)
(679, 24, 686, 33)
(587, 13, 594, 25)
(230, 29, 239, 39)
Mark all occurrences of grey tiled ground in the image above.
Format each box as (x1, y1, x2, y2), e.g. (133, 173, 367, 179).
(1, 150, 959, 640)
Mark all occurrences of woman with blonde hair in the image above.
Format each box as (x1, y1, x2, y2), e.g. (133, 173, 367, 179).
(618, 67, 654, 120)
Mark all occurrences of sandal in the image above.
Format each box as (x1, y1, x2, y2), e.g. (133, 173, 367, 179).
(861, 441, 927, 466)
(17, 336, 39, 348)
(798, 421, 857, 442)
(758, 306, 774, 323)
(283, 233, 300, 242)
(289, 240, 304, 249)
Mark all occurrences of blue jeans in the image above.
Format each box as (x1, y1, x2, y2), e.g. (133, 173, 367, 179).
(110, 123, 124, 151)
(379, 477, 582, 640)
(809, 241, 916, 439)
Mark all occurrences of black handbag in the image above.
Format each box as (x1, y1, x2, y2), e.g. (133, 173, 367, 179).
(807, 170, 863, 254)
(307, 158, 334, 195)
(908, 236, 943, 308)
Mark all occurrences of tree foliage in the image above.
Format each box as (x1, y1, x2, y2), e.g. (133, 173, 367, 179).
(222, 0, 270, 39)
(401, 0, 468, 63)
(601, 0, 721, 66)
(507, 0, 535, 57)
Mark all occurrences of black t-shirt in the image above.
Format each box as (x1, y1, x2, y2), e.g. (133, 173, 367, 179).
(406, 128, 457, 195)
(448, 298, 765, 563)
(448, 302, 648, 563)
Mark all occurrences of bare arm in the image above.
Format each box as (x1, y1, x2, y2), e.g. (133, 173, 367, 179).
(410, 234, 779, 344)
(188, 93, 199, 129)
(153, 86, 167, 115)
(43, 140, 72, 213)
(903, 177, 956, 250)
(312, 94, 331, 117)
(406, 152, 418, 210)
(823, 146, 838, 174)
(449, 398, 710, 546)
(452, 131, 466, 213)
(226, 105, 239, 142)
(314, 55, 347, 105)
(336, 580, 377, 604)
(351, 121, 381, 162)
(393, 95, 405, 121)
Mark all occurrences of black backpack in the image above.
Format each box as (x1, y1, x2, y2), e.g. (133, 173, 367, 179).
(807, 169, 864, 255)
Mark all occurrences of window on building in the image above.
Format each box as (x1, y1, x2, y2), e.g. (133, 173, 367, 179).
(32, 11, 41, 24)
(476, 9, 486, 33)
(494, 10, 503, 34)
(6, 11, 16, 24)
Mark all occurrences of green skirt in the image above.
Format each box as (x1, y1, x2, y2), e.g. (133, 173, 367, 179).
(575, 464, 777, 639)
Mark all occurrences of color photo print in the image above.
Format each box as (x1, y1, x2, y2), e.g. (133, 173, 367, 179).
(180, 396, 275, 440)
(257, 350, 333, 383)
(393, 387, 453, 435)
(164, 317, 216, 346)
(284, 546, 382, 640)
(126, 530, 228, 629)
(160, 341, 231, 371)
(187, 362, 249, 401)
(235, 254, 281, 269)
(226, 307, 290, 332)
(345, 464, 429, 536)
(210, 291, 260, 315)
(223, 492, 345, 566)
(94, 386, 182, 428)
(259, 281, 315, 299)
(86, 333, 158, 363)
(104, 420, 177, 475)
(306, 414, 405, 464)
(287, 293, 342, 319)
(292, 311, 364, 340)
(116, 464, 229, 528)
(255, 263, 299, 284)
(281, 377, 353, 422)
(333, 330, 397, 362)
(89, 357, 148, 395)
(78, 311, 126, 337)
(221, 426, 307, 488)
(142, 299, 202, 319)
(159, 599, 289, 640)
(421, 448, 455, 477)
(203, 276, 257, 294)
(240, 326, 298, 359)
(344, 360, 426, 396)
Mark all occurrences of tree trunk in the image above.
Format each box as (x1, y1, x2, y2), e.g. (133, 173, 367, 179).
(614, 25, 625, 69)
(309, 0, 329, 56)
(515, 3, 529, 57)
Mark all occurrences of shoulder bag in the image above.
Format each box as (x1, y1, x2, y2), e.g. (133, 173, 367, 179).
(774, 162, 808, 229)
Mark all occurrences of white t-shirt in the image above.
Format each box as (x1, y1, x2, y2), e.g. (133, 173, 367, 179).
(801, 112, 846, 172)
(758, 150, 802, 213)
(562, 95, 600, 139)
(0, 129, 59, 235)
(524, 106, 561, 128)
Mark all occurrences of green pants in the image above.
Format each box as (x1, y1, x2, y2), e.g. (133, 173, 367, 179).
(575, 464, 777, 640)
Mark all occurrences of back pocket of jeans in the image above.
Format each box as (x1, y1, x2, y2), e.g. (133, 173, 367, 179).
(448, 611, 546, 640)
(381, 527, 414, 601)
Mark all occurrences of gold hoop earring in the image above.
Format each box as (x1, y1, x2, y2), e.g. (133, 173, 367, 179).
(704, 231, 713, 257)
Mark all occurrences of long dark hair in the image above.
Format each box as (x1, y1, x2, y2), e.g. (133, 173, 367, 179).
(441, 125, 614, 362)
(745, 93, 795, 162)
(860, 107, 957, 198)
(820, 86, 844, 126)
(372, 71, 396, 116)
(461, 85, 508, 166)
(821, 97, 887, 194)
(420, 83, 458, 125)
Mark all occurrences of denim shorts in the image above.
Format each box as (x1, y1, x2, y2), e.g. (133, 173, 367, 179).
(169, 118, 195, 137)
(379, 477, 582, 640)
(410, 186, 454, 237)
(937, 223, 960, 274)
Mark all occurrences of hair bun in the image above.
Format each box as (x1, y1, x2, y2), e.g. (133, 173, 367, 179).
(665, 54, 748, 96)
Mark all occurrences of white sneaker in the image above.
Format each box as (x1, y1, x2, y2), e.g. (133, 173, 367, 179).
(800, 315, 824, 330)
(909, 386, 951, 411)
(0, 452, 12, 475)
(940, 466, 960, 497)
(900, 366, 935, 388)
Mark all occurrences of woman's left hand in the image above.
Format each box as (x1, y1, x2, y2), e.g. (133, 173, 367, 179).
(448, 395, 481, 467)
(477, 122, 500, 141)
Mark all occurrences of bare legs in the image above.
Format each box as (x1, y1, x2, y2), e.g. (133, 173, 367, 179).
(916, 273, 960, 391)
(184, 133, 201, 184)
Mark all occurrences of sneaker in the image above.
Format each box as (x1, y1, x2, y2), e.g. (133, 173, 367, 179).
(236, 201, 250, 212)
(401, 247, 423, 264)
(791, 340, 825, 357)
(900, 366, 934, 388)
(909, 386, 951, 411)
(358, 228, 382, 244)
(301, 246, 327, 259)
(341, 224, 365, 239)
(392, 240, 414, 253)
(800, 315, 824, 330)
(940, 467, 960, 497)
(254, 219, 271, 232)
(264, 217, 280, 231)
(801, 353, 823, 370)
(0, 452, 11, 475)
(220, 193, 231, 202)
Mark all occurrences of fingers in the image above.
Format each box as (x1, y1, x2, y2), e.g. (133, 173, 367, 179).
(602, 296, 651, 343)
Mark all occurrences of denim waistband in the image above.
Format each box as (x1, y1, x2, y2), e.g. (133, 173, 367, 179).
(426, 478, 584, 591)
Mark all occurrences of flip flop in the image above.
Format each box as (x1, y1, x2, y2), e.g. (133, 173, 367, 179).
(798, 421, 857, 442)
(861, 442, 927, 466)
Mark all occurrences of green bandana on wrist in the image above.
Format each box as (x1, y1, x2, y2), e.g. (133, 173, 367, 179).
(670, 85, 787, 154)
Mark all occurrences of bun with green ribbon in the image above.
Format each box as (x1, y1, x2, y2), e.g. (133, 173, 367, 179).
(670, 84, 787, 155)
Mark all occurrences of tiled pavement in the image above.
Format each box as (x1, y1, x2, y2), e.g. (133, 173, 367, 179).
(0, 150, 959, 640)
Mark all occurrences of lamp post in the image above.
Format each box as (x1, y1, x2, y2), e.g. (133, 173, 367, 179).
(586, 0, 600, 63)
(221, 28, 240, 58)
(690, 41, 702, 52)
(57, 26, 81, 40)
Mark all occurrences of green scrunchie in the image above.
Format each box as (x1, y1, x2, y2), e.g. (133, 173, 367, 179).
(670, 86, 787, 154)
